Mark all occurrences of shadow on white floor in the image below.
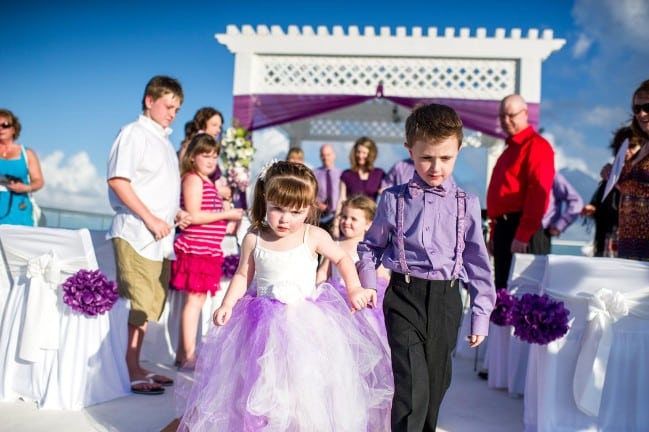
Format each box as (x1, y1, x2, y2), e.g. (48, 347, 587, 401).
(0, 354, 523, 432)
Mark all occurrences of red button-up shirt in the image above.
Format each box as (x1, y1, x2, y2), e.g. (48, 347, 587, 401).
(486, 126, 555, 243)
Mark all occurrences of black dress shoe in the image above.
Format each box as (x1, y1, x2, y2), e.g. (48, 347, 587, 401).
(477, 371, 488, 380)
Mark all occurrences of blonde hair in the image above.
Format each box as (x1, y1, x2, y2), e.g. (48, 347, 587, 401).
(250, 161, 319, 231)
(286, 147, 305, 163)
(179, 133, 220, 176)
(341, 194, 376, 222)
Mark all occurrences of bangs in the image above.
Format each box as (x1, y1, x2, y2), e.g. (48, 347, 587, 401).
(265, 176, 315, 209)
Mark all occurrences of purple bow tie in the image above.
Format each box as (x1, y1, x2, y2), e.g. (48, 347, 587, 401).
(408, 179, 447, 197)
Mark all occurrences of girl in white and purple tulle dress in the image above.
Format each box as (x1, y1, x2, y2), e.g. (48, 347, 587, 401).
(175, 161, 393, 432)
(317, 194, 391, 354)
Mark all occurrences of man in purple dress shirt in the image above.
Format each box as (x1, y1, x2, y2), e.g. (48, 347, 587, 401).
(313, 144, 341, 233)
(542, 172, 584, 238)
(358, 104, 496, 431)
(380, 157, 416, 192)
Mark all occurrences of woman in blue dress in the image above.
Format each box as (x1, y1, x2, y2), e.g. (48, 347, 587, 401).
(0, 109, 45, 226)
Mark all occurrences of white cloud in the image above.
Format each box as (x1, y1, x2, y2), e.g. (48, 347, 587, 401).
(580, 105, 631, 126)
(573, 0, 649, 54)
(37, 150, 111, 214)
(541, 128, 604, 180)
(572, 33, 592, 58)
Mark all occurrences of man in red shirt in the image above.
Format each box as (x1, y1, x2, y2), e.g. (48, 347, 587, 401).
(486, 94, 555, 291)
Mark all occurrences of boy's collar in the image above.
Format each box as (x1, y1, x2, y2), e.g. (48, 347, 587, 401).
(408, 173, 455, 197)
(138, 114, 173, 137)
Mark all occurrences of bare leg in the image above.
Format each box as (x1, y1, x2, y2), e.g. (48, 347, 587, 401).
(126, 322, 162, 391)
(180, 292, 207, 368)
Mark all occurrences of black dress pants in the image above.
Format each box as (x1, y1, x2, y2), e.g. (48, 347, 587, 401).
(384, 273, 463, 432)
(492, 212, 551, 289)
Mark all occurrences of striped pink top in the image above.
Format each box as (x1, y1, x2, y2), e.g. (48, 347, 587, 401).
(174, 173, 228, 257)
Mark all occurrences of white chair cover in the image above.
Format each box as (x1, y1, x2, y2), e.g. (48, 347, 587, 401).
(484, 253, 545, 395)
(0, 226, 130, 410)
(524, 254, 649, 432)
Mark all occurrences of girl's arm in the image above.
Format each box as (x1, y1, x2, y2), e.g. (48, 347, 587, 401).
(316, 257, 331, 284)
(213, 231, 256, 326)
(183, 174, 244, 224)
(311, 226, 376, 311)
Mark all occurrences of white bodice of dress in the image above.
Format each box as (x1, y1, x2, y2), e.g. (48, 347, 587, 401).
(254, 226, 318, 304)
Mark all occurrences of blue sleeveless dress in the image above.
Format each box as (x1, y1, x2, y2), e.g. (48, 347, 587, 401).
(0, 147, 33, 226)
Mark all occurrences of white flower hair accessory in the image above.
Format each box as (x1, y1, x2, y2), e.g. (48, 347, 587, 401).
(258, 158, 279, 182)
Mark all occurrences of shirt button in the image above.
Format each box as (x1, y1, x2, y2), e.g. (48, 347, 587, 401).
(425, 227, 430, 231)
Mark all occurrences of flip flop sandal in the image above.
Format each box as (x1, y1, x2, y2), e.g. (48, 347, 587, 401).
(145, 372, 174, 387)
(130, 380, 164, 395)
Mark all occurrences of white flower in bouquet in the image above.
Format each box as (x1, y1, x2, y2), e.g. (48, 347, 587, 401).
(221, 125, 255, 193)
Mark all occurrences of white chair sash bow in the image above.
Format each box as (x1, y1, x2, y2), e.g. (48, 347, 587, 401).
(19, 250, 62, 362)
(573, 289, 629, 416)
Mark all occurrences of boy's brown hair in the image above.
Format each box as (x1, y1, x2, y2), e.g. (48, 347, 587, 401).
(404, 103, 463, 148)
(141, 75, 184, 111)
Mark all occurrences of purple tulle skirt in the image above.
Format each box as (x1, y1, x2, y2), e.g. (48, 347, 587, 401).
(175, 283, 393, 431)
(328, 276, 390, 355)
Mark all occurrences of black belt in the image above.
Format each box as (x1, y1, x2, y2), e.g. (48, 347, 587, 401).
(496, 212, 522, 223)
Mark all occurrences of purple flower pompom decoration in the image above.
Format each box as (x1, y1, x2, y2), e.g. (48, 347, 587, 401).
(222, 254, 240, 279)
(62, 269, 119, 317)
(511, 293, 570, 345)
(490, 288, 516, 326)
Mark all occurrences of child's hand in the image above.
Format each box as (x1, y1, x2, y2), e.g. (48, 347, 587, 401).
(213, 305, 233, 326)
(175, 210, 192, 230)
(348, 287, 377, 313)
(468, 334, 486, 348)
(226, 208, 245, 221)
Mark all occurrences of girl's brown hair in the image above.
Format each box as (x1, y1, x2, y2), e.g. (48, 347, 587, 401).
(250, 161, 319, 231)
(179, 133, 220, 177)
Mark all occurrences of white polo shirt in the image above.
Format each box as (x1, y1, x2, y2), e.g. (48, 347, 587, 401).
(106, 115, 180, 261)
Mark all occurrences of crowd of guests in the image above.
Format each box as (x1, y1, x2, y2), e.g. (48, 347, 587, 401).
(4, 74, 647, 430)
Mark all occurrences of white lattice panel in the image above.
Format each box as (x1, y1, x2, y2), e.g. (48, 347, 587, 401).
(308, 118, 484, 145)
(257, 56, 515, 99)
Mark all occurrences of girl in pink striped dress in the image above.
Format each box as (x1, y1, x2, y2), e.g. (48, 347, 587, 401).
(171, 133, 244, 370)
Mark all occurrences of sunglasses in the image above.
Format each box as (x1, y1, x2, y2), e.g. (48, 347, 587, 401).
(632, 103, 649, 115)
(0, 122, 13, 129)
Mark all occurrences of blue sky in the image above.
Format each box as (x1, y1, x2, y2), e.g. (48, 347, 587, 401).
(3, 0, 649, 240)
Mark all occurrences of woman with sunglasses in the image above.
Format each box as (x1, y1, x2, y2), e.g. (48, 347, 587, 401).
(0, 109, 44, 226)
(616, 79, 649, 260)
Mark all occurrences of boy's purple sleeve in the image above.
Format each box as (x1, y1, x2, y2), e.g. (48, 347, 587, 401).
(357, 191, 394, 289)
(462, 195, 497, 336)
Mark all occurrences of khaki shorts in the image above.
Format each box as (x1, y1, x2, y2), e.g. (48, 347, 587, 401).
(112, 238, 170, 327)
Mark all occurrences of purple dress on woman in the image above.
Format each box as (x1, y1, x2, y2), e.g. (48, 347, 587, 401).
(341, 168, 385, 200)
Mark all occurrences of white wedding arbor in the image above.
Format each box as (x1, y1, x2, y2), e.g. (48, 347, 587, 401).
(215, 24, 565, 185)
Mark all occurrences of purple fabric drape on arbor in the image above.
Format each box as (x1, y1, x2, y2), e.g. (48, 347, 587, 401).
(233, 94, 540, 139)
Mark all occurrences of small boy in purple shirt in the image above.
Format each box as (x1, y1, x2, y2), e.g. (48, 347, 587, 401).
(357, 103, 496, 431)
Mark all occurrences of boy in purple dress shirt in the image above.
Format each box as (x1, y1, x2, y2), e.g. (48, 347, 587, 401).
(357, 103, 496, 431)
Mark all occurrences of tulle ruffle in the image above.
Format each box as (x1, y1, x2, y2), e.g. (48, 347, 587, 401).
(329, 276, 390, 354)
(171, 252, 223, 295)
(176, 283, 393, 431)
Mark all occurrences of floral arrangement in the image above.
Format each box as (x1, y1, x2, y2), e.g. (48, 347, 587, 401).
(490, 288, 516, 326)
(490, 290, 570, 345)
(511, 293, 570, 345)
(222, 254, 240, 279)
(221, 124, 255, 200)
(62, 269, 119, 317)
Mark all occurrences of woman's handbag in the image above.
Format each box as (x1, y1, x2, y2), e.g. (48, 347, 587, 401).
(21, 146, 41, 226)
